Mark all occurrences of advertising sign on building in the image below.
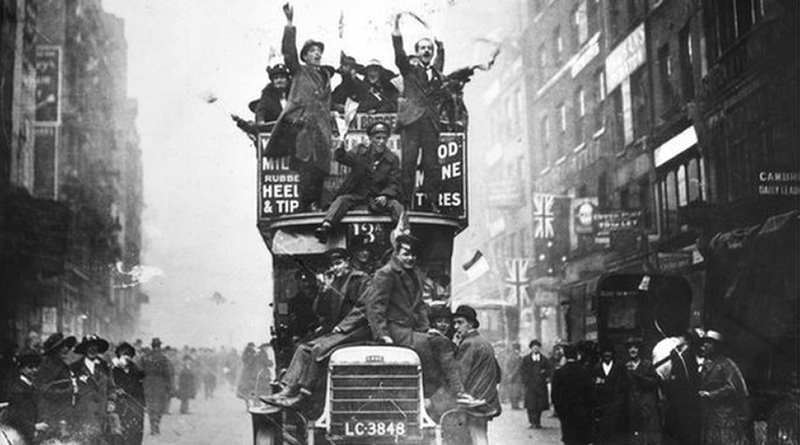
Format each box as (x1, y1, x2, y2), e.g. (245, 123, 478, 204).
(594, 210, 642, 235)
(574, 197, 598, 234)
(605, 24, 646, 93)
(35, 46, 61, 124)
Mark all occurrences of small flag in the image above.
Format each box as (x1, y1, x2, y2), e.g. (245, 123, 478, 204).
(462, 250, 490, 281)
(338, 10, 344, 39)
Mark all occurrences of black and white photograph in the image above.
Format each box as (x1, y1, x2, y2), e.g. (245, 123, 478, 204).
(0, 0, 797, 444)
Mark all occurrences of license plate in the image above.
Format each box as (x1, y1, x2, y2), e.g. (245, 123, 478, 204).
(344, 421, 406, 437)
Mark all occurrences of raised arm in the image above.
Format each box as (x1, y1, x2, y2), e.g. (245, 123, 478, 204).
(281, 3, 300, 73)
(433, 38, 445, 72)
(392, 14, 410, 75)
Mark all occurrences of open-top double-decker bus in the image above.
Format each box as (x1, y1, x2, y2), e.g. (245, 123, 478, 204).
(247, 113, 469, 445)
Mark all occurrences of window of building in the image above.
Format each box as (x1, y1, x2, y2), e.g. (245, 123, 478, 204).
(610, 88, 625, 147)
(679, 25, 695, 101)
(657, 150, 705, 235)
(705, 0, 765, 64)
(537, 42, 547, 82)
(553, 26, 563, 63)
(609, 0, 622, 42)
(630, 66, 650, 139)
(587, 0, 600, 36)
(658, 44, 675, 115)
(574, 87, 585, 144)
(572, 1, 589, 47)
(558, 102, 567, 133)
(540, 116, 551, 165)
(598, 172, 609, 209)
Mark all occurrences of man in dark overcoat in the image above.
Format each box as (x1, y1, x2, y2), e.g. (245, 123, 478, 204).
(553, 344, 595, 445)
(592, 342, 629, 445)
(112, 342, 145, 445)
(141, 337, 173, 435)
(262, 249, 372, 409)
(624, 337, 661, 445)
(314, 121, 404, 242)
(312, 248, 371, 333)
(265, 3, 337, 212)
(34, 332, 78, 442)
(452, 305, 501, 445)
(521, 339, 552, 428)
(71, 334, 115, 445)
(366, 234, 430, 347)
(177, 355, 197, 414)
(391, 13, 445, 210)
(5, 352, 43, 444)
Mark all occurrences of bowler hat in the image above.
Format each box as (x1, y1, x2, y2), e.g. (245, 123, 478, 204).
(300, 39, 324, 59)
(624, 336, 644, 347)
(115, 342, 136, 358)
(17, 352, 42, 369)
(366, 121, 391, 137)
(74, 335, 110, 355)
(42, 333, 77, 356)
(453, 305, 480, 328)
(326, 248, 349, 264)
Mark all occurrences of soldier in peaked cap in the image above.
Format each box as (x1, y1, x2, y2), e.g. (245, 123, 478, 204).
(315, 120, 404, 243)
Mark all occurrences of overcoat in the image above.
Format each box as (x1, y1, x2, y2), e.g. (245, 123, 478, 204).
(34, 355, 75, 431)
(699, 355, 752, 445)
(592, 360, 629, 444)
(112, 362, 145, 445)
(314, 269, 371, 333)
(177, 367, 197, 400)
(334, 143, 402, 200)
(254, 83, 286, 123)
(520, 353, 552, 414)
(5, 375, 39, 444)
(71, 357, 115, 441)
(365, 256, 430, 346)
(626, 359, 662, 443)
(265, 25, 333, 172)
(392, 35, 444, 130)
(553, 361, 595, 445)
(454, 330, 501, 419)
(141, 350, 173, 414)
(310, 276, 373, 361)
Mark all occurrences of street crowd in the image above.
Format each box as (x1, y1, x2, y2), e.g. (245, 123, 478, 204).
(496, 329, 752, 445)
(0, 332, 272, 445)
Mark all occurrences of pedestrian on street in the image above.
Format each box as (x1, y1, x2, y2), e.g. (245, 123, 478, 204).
(592, 342, 629, 445)
(141, 337, 173, 435)
(34, 332, 78, 442)
(521, 339, 552, 428)
(4, 352, 44, 445)
(112, 342, 145, 445)
(452, 305, 502, 445)
(697, 330, 752, 445)
(236, 342, 257, 402)
(624, 337, 661, 445)
(502, 343, 523, 410)
(552, 344, 595, 445)
(177, 355, 197, 414)
(71, 334, 116, 445)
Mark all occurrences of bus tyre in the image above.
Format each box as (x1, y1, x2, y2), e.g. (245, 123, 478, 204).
(766, 400, 799, 445)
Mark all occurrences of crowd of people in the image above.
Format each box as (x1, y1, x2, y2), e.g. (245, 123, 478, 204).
(497, 329, 752, 445)
(234, 3, 496, 216)
(263, 234, 502, 445)
(0, 333, 272, 445)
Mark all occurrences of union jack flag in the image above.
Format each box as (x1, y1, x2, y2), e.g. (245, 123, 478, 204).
(533, 194, 555, 238)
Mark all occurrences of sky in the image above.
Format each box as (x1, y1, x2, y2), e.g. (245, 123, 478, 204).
(101, 0, 518, 349)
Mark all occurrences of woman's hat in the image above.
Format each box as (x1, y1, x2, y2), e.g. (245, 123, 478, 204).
(42, 333, 77, 355)
(453, 305, 479, 328)
(74, 334, 110, 355)
(358, 59, 396, 80)
(115, 342, 136, 358)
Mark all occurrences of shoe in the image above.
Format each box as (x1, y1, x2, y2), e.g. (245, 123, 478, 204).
(260, 385, 296, 405)
(272, 387, 310, 408)
(456, 393, 486, 407)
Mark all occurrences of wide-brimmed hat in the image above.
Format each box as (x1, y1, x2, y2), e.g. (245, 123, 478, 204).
(358, 59, 396, 80)
(74, 335, 110, 355)
(453, 305, 479, 328)
(42, 333, 77, 355)
(300, 39, 325, 59)
(115, 342, 136, 358)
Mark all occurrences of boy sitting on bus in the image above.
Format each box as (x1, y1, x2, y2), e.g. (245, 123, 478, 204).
(315, 121, 405, 243)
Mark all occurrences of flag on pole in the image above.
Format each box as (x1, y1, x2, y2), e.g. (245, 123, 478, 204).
(338, 10, 345, 39)
(462, 250, 490, 281)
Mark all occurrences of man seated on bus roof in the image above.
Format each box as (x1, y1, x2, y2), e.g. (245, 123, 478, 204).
(315, 121, 405, 243)
(366, 234, 483, 407)
(262, 249, 372, 409)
